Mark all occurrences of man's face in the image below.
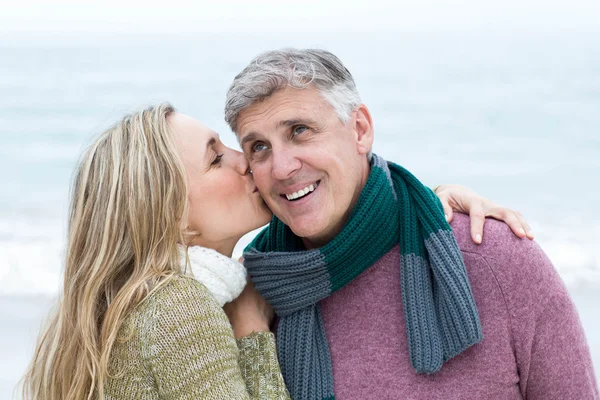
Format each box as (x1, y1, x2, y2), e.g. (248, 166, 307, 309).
(236, 86, 373, 247)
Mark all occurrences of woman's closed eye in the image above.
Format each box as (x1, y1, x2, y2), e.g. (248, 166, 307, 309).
(211, 154, 223, 167)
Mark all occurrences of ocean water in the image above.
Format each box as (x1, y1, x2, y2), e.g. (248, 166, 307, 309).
(0, 31, 599, 396)
(1, 31, 599, 295)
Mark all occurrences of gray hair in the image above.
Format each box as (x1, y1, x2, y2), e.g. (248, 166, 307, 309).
(224, 48, 362, 132)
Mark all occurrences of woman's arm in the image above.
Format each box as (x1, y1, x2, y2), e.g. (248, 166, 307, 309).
(434, 184, 534, 244)
(144, 276, 289, 400)
(237, 332, 289, 399)
(224, 280, 290, 399)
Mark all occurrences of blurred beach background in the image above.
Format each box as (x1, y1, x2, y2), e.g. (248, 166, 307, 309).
(1, 0, 599, 397)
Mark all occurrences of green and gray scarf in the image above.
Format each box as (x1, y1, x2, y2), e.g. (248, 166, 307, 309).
(243, 154, 482, 400)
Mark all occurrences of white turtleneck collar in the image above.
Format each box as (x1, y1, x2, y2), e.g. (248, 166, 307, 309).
(179, 245, 247, 307)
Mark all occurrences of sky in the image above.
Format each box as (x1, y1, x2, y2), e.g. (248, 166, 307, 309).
(1, 0, 599, 34)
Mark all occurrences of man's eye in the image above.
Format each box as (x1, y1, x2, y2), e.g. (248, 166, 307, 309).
(292, 125, 308, 136)
(251, 142, 269, 153)
(211, 154, 223, 166)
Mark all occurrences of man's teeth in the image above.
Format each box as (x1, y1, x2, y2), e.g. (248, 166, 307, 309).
(285, 184, 316, 201)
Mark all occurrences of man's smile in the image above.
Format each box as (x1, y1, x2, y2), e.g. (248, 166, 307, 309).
(280, 180, 321, 202)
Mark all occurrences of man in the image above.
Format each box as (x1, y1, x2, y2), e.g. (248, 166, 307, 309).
(225, 49, 598, 399)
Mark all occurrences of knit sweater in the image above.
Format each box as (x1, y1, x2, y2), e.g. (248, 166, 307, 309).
(104, 275, 290, 400)
(319, 214, 598, 399)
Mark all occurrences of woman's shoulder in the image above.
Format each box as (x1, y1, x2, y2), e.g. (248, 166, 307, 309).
(152, 274, 216, 301)
(131, 275, 228, 328)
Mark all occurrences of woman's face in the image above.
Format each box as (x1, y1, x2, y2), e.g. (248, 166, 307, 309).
(169, 113, 271, 253)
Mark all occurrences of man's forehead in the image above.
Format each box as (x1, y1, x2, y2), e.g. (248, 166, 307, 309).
(236, 94, 327, 138)
(236, 113, 323, 147)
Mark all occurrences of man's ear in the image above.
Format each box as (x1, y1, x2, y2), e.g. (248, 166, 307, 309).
(353, 104, 374, 156)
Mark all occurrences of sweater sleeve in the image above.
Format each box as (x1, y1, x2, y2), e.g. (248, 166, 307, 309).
(142, 276, 289, 400)
(236, 331, 290, 399)
(494, 235, 599, 399)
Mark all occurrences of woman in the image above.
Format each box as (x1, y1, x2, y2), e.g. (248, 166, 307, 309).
(21, 103, 531, 400)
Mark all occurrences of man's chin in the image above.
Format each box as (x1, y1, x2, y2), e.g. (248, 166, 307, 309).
(287, 221, 332, 248)
(287, 221, 318, 237)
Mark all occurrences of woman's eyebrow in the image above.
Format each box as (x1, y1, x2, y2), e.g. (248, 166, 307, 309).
(205, 137, 216, 149)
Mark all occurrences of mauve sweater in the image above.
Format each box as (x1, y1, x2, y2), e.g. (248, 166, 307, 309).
(318, 213, 598, 400)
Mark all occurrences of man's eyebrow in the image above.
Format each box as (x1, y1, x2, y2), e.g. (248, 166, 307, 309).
(238, 118, 318, 148)
(278, 118, 318, 128)
(239, 132, 257, 149)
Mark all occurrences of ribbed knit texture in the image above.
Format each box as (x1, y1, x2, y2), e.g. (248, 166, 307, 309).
(243, 154, 483, 400)
(104, 275, 290, 399)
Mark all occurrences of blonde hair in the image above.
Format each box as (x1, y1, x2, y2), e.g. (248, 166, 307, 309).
(21, 103, 189, 400)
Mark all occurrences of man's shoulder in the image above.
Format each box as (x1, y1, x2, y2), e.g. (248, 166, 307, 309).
(449, 213, 526, 260)
(448, 213, 564, 298)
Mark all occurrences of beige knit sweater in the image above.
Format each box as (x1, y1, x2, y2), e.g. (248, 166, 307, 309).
(104, 275, 290, 399)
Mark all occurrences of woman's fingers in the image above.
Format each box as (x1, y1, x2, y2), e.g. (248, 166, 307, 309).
(436, 192, 454, 223)
(433, 184, 534, 242)
(485, 208, 533, 239)
(468, 203, 486, 244)
(517, 212, 535, 239)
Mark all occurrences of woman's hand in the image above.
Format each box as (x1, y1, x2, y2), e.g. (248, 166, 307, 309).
(434, 184, 534, 244)
(223, 279, 273, 339)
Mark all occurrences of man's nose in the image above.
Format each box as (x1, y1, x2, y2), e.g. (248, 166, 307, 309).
(271, 145, 301, 180)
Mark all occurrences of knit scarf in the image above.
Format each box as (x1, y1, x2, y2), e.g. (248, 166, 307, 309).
(243, 154, 483, 400)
